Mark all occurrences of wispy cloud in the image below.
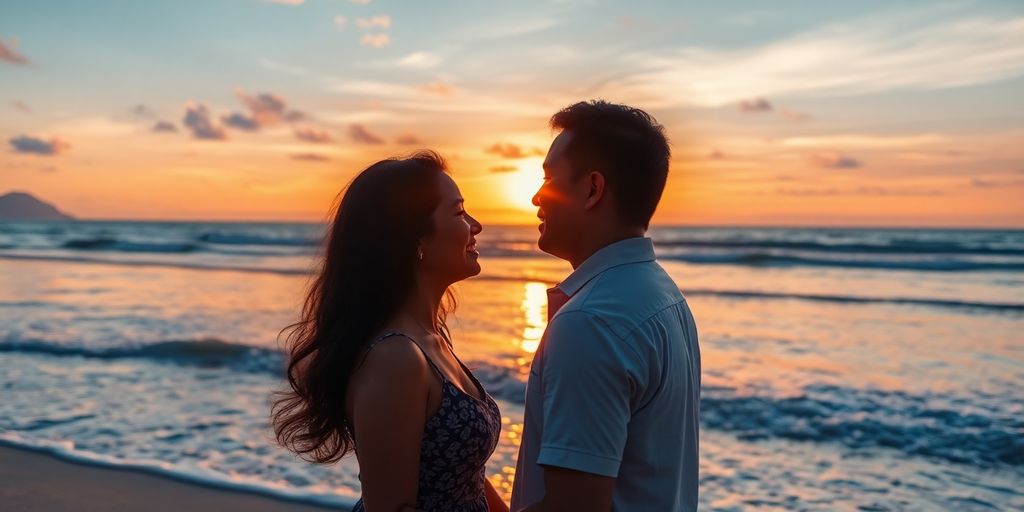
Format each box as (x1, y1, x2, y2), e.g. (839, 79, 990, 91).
(461, 17, 565, 41)
(13, 100, 30, 113)
(396, 52, 443, 69)
(152, 121, 178, 133)
(334, 16, 349, 29)
(610, 10, 1024, 107)
(260, 59, 307, 75)
(808, 152, 862, 169)
(264, 0, 304, 5)
(234, 89, 305, 126)
(222, 112, 260, 131)
(490, 165, 519, 173)
(778, 109, 810, 122)
(777, 186, 942, 197)
(395, 133, 421, 145)
(485, 142, 543, 159)
(131, 104, 155, 118)
(739, 98, 772, 112)
(360, 33, 390, 48)
(291, 153, 331, 162)
(356, 15, 391, 29)
(972, 176, 1024, 188)
(782, 134, 947, 149)
(295, 127, 333, 143)
(0, 37, 30, 66)
(183, 104, 227, 140)
(349, 124, 385, 145)
(417, 81, 456, 96)
(9, 135, 69, 156)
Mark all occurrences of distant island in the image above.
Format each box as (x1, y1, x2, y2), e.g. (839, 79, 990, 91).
(0, 191, 75, 221)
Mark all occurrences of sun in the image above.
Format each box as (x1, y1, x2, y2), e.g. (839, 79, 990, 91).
(500, 157, 544, 212)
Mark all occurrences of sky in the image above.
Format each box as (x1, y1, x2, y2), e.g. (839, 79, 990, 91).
(1, 0, 1023, 227)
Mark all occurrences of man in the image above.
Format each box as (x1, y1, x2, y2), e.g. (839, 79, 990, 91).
(511, 100, 701, 512)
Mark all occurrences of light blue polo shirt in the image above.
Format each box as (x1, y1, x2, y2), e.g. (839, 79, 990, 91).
(511, 237, 701, 512)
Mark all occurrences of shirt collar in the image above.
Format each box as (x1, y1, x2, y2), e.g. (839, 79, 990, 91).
(557, 237, 656, 298)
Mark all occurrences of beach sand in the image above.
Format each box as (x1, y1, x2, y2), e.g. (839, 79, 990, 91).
(0, 445, 346, 512)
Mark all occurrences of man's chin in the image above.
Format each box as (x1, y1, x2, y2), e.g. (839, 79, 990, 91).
(536, 229, 556, 257)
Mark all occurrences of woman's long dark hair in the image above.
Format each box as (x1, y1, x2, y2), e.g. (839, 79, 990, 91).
(272, 151, 455, 464)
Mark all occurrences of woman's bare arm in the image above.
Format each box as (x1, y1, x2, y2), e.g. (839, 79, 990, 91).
(350, 338, 432, 512)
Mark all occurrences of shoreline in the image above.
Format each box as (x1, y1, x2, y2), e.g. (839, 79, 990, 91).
(0, 444, 349, 512)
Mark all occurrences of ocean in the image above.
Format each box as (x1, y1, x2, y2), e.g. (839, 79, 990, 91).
(1, 221, 1021, 510)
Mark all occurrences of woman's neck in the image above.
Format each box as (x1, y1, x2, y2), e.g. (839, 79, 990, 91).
(399, 275, 447, 336)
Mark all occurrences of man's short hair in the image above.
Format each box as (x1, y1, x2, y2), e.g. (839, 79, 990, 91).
(551, 100, 670, 229)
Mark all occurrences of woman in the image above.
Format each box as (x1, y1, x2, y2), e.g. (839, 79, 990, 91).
(273, 151, 507, 512)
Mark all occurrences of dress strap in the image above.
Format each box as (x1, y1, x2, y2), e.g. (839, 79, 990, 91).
(366, 332, 446, 382)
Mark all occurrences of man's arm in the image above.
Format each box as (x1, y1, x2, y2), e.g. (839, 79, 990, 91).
(519, 310, 642, 511)
(519, 466, 615, 512)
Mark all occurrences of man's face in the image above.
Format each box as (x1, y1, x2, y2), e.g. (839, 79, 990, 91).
(533, 131, 585, 260)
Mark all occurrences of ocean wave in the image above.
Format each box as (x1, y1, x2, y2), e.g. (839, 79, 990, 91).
(702, 384, 1024, 468)
(197, 232, 320, 247)
(0, 253, 311, 275)
(652, 238, 1024, 256)
(683, 289, 1024, 313)
(0, 338, 286, 374)
(662, 252, 1024, 272)
(63, 238, 199, 253)
(4, 338, 1021, 468)
(1, 252, 1018, 315)
(0, 433, 357, 509)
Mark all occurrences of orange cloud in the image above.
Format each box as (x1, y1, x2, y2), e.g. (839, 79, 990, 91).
(291, 153, 331, 162)
(183, 103, 227, 140)
(0, 37, 29, 66)
(295, 127, 333, 143)
(396, 133, 421, 145)
(808, 152, 862, 169)
(417, 81, 456, 96)
(485, 142, 543, 159)
(234, 89, 305, 126)
(349, 124, 384, 145)
(360, 33, 390, 48)
(739, 97, 772, 112)
(9, 135, 70, 155)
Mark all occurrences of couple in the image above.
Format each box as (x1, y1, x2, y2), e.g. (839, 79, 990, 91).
(273, 100, 701, 512)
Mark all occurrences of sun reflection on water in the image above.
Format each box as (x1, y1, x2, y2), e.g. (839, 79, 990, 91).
(519, 282, 548, 354)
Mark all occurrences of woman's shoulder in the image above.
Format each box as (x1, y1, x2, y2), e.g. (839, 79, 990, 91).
(354, 331, 432, 386)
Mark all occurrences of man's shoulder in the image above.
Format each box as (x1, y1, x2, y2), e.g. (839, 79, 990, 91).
(562, 261, 684, 337)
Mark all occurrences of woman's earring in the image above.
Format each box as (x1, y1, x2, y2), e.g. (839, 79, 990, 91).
(417, 248, 424, 261)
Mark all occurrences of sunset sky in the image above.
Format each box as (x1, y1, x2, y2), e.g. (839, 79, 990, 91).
(1, 0, 1022, 227)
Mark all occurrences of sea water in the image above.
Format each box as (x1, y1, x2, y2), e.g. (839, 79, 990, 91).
(1, 221, 1021, 510)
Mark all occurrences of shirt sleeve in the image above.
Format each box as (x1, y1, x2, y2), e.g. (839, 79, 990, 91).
(536, 310, 643, 478)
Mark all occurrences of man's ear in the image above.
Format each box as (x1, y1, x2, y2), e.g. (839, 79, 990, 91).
(583, 171, 605, 211)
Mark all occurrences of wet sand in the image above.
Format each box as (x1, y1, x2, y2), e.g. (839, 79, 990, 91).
(0, 445, 346, 512)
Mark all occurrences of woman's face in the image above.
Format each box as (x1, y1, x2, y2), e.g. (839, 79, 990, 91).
(419, 173, 483, 284)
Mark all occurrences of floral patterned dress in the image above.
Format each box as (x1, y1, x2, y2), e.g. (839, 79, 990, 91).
(352, 332, 502, 512)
